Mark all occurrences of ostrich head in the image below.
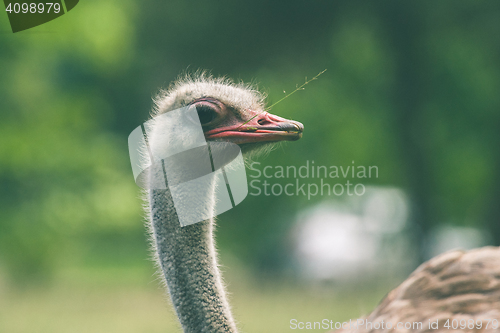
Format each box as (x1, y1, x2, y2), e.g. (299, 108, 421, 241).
(152, 74, 304, 154)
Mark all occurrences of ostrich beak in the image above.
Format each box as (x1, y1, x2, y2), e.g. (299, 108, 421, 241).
(204, 110, 304, 145)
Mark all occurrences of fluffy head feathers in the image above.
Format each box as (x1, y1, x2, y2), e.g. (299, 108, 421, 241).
(152, 73, 266, 117)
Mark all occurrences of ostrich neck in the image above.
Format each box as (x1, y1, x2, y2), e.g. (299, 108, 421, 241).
(149, 186, 238, 333)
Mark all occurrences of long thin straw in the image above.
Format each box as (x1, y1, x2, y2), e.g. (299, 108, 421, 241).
(237, 69, 327, 129)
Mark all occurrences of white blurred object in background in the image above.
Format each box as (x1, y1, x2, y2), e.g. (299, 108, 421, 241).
(292, 186, 489, 282)
(292, 186, 410, 281)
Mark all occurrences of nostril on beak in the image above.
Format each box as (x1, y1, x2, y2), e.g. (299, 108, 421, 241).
(257, 119, 266, 125)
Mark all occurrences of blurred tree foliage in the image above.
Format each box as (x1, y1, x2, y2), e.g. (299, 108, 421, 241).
(1, 1, 499, 283)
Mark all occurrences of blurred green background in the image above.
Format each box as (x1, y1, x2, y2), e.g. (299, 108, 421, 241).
(1, 1, 500, 332)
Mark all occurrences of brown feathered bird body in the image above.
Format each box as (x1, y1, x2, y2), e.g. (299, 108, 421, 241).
(334, 247, 500, 333)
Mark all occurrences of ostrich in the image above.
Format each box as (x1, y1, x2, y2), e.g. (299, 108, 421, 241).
(143, 73, 303, 333)
(141, 74, 500, 333)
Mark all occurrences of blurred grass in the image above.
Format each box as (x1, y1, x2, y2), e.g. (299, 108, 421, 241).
(0, 261, 390, 333)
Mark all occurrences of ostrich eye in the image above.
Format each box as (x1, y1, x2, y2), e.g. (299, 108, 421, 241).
(196, 104, 217, 125)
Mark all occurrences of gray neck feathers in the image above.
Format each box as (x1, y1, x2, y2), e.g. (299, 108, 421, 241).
(149, 186, 238, 333)
(144, 106, 238, 332)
